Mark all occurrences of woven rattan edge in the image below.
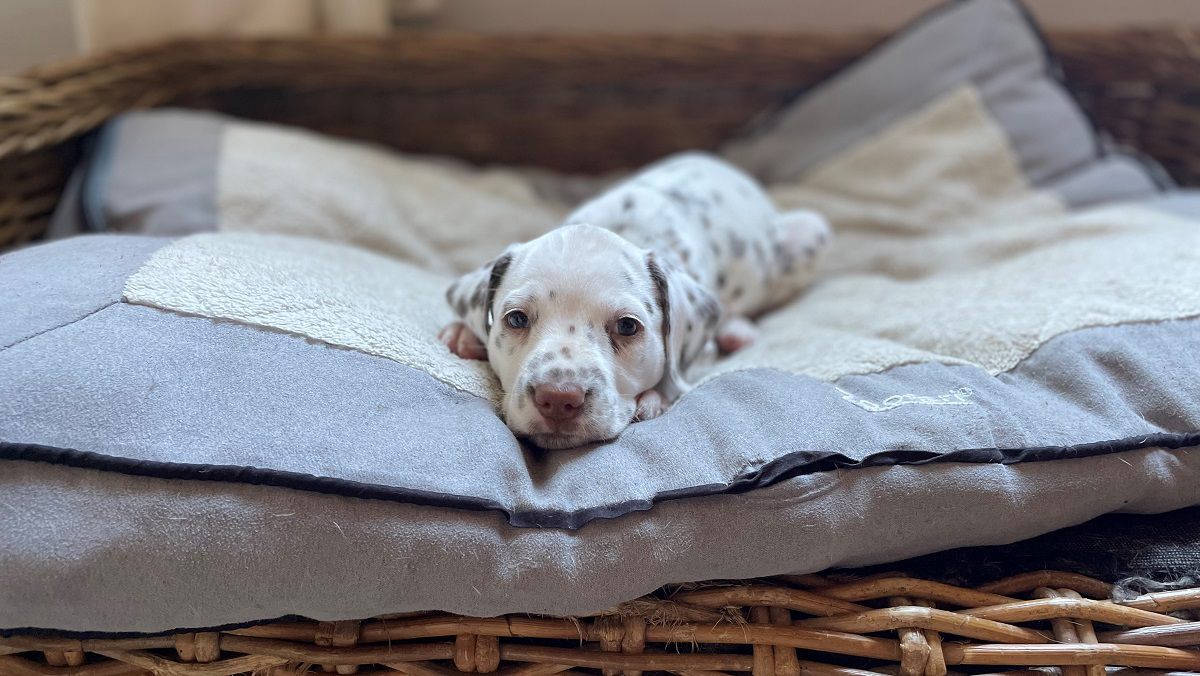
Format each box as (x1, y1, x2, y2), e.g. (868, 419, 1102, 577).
(2, 571, 1198, 676)
(1, 29, 1199, 250)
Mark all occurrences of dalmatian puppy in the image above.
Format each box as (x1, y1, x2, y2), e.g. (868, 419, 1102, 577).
(439, 152, 830, 449)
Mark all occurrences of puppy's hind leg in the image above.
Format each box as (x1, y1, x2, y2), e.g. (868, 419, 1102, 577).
(716, 315, 759, 354)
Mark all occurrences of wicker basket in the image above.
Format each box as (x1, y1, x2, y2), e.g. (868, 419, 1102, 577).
(3, 29, 1200, 676)
(3, 29, 1200, 251)
(2, 571, 1198, 676)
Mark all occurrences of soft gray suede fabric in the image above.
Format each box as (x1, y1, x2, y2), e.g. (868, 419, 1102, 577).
(98, 110, 222, 236)
(720, 0, 1166, 202)
(46, 110, 223, 239)
(3, 273, 1200, 527)
(2, 447, 1197, 633)
(0, 235, 166, 349)
(1048, 154, 1164, 207)
(1142, 189, 1200, 218)
(44, 162, 88, 239)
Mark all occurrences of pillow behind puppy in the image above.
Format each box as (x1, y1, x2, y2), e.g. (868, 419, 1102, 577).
(440, 152, 831, 449)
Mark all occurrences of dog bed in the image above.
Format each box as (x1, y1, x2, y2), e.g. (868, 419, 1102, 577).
(2, 0, 1200, 663)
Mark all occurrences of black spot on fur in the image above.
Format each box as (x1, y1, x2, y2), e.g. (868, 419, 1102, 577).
(548, 367, 564, 380)
(455, 298, 467, 317)
(710, 241, 721, 257)
(482, 252, 513, 334)
(646, 254, 671, 367)
(569, 325, 576, 333)
(711, 190, 724, 205)
(702, 215, 713, 230)
(548, 290, 557, 300)
(686, 289, 696, 303)
(561, 346, 571, 357)
(731, 287, 744, 300)
(717, 273, 727, 288)
(681, 249, 691, 263)
(729, 234, 747, 258)
(772, 241, 798, 273)
(782, 254, 796, 273)
(622, 196, 635, 212)
(687, 322, 694, 332)
(665, 188, 692, 209)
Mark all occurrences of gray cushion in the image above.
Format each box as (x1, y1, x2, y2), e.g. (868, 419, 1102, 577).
(720, 0, 1170, 205)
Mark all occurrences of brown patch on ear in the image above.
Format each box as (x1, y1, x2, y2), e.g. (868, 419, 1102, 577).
(483, 252, 514, 335)
(647, 253, 670, 354)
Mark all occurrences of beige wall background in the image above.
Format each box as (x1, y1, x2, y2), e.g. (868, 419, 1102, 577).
(3, 0, 1199, 74)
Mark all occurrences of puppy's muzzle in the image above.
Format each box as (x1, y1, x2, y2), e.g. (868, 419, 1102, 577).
(533, 383, 587, 423)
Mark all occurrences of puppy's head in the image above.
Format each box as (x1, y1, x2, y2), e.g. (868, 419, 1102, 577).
(447, 224, 717, 449)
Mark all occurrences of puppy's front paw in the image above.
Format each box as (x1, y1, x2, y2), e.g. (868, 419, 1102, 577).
(438, 322, 488, 360)
(634, 389, 667, 422)
(716, 316, 759, 354)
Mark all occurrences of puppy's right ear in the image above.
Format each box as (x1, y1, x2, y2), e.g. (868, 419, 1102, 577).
(445, 246, 517, 344)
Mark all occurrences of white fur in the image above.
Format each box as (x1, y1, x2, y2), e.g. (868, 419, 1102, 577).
(442, 152, 830, 448)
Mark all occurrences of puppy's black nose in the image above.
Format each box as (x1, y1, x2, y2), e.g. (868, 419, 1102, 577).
(534, 384, 586, 421)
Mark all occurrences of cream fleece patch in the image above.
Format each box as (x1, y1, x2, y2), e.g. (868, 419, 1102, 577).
(770, 86, 1066, 278)
(699, 204, 1200, 382)
(123, 232, 498, 401)
(696, 86, 1200, 382)
(217, 122, 564, 275)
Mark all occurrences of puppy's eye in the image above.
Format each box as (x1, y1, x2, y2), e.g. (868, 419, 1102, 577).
(504, 310, 530, 330)
(614, 316, 641, 337)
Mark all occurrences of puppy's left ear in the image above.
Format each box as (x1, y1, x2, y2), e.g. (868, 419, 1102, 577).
(647, 253, 720, 402)
(445, 245, 517, 344)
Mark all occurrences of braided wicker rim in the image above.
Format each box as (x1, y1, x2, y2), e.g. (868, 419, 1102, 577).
(2, 29, 1200, 251)
(2, 571, 1198, 676)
